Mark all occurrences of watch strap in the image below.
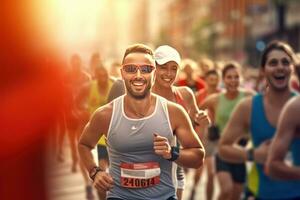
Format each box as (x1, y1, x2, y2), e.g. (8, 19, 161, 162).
(89, 166, 102, 181)
(167, 146, 180, 161)
(247, 148, 254, 161)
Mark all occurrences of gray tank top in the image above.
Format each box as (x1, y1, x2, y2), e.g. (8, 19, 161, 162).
(106, 94, 177, 200)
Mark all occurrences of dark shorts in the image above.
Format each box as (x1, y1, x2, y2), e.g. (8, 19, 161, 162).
(107, 196, 177, 200)
(97, 145, 108, 160)
(215, 154, 246, 183)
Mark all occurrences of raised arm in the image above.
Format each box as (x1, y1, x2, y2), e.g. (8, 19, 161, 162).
(266, 97, 300, 180)
(168, 102, 205, 168)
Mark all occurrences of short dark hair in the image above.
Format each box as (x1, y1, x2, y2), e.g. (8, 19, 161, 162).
(122, 44, 154, 64)
(261, 40, 296, 68)
(222, 61, 240, 78)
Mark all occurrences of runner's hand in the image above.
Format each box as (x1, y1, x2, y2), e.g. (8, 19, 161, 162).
(93, 171, 114, 192)
(254, 140, 272, 164)
(194, 110, 210, 127)
(153, 133, 171, 159)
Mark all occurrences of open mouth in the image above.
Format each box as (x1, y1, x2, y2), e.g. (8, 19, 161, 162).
(131, 79, 146, 89)
(274, 75, 285, 80)
(132, 81, 145, 86)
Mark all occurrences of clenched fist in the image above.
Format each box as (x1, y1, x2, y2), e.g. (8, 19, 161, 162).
(153, 133, 171, 159)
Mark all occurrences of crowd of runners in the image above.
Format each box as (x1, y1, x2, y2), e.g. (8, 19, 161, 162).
(52, 40, 300, 200)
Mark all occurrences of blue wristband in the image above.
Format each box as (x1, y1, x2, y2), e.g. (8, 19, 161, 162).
(167, 146, 180, 161)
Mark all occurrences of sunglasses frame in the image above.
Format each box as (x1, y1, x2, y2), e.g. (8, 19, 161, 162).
(122, 63, 155, 74)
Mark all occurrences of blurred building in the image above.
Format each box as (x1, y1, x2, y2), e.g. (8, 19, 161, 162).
(160, 0, 300, 66)
(246, 0, 300, 67)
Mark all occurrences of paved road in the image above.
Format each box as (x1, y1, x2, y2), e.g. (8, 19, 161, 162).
(47, 144, 220, 200)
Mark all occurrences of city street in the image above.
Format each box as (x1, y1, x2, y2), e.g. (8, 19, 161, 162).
(47, 142, 220, 200)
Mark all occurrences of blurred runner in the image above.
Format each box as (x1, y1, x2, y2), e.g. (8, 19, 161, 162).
(266, 96, 300, 180)
(152, 45, 210, 200)
(200, 62, 254, 200)
(86, 62, 114, 200)
(219, 41, 300, 200)
(193, 68, 221, 200)
(177, 59, 206, 93)
(64, 54, 94, 199)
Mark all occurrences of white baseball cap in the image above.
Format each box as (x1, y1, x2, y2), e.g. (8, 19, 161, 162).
(154, 45, 181, 66)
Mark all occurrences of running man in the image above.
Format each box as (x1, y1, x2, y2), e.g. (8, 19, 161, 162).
(219, 40, 300, 200)
(78, 44, 205, 200)
(105, 45, 210, 200)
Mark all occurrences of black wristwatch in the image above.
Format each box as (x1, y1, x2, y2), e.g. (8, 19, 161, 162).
(247, 148, 254, 161)
(89, 166, 103, 181)
(167, 146, 180, 161)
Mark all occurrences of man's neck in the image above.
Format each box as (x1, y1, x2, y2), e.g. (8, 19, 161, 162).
(265, 87, 292, 106)
(124, 94, 155, 118)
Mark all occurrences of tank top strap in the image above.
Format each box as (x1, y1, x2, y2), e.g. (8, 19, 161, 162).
(173, 88, 188, 110)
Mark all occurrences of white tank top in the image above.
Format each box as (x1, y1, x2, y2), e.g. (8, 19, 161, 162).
(106, 94, 177, 200)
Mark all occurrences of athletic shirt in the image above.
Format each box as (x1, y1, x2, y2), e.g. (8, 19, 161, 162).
(215, 91, 245, 134)
(173, 88, 188, 111)
(106, 95, 176, 200)
(248, 93, 300, 199)
(88, 79, 113, 145)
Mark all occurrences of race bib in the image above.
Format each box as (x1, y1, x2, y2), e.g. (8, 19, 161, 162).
(120, 162, 160, 188)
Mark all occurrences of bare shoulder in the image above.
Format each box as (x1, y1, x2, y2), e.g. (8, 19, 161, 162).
(176, 86, 196, 105)
(176, 86, 194, 97)
(93, 102, 113, 120)
(166, 99, 186, 114)
(287, 96, 300, 109)
(201, 92, 219, 107)
(241, 88, 256, 96)
(206, 92, 219, 102)
(237, 96, 253, 112)
(283, 96, 300, 116)
(234, 96, 253, 126)
(166, 100, 190, 130)
(89, 101, 114, 133)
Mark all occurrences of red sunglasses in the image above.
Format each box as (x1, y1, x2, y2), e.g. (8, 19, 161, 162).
(122, 63, 155, 74)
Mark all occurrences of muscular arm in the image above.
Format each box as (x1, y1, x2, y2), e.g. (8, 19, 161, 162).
(78, 104, 112, 172)
(168, 102, 205, 168)
(266, 97, 300, 180)
(219, 98, 251, 163)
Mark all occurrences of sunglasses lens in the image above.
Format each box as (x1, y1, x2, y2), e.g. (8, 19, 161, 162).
(123, 65, 138, 73)
(140, 65, 153, 73)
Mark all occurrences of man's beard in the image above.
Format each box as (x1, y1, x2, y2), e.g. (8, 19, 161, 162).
(124, 79, 152, 100)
